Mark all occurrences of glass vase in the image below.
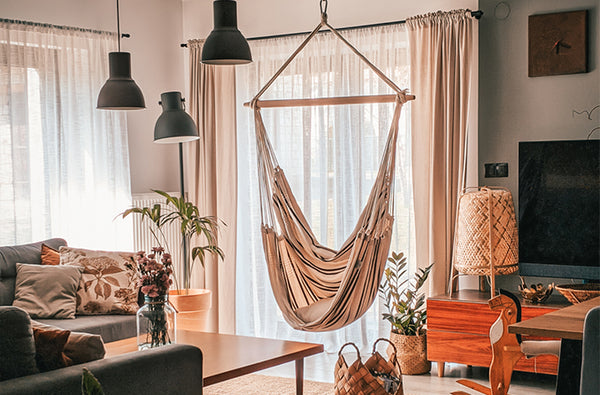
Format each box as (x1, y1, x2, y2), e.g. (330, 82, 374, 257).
(136, 295, 177, 350)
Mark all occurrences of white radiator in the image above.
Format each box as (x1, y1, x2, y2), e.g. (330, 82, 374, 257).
(131, 192, 183, 284)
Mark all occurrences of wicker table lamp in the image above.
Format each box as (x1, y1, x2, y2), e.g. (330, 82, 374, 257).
(450, 187, 519, 297)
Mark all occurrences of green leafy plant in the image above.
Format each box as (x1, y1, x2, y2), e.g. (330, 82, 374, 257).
(378, 251, 433, 336)
(81, 368, 104, 395)
(120, 190, 224, 291)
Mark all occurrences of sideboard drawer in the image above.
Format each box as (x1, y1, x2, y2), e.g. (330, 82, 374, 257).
(427, 299, 499, 334)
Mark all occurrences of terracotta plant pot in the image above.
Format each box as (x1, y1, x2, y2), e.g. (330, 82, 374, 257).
(388, 330, 431, 375)
(168, 289, 211, 332)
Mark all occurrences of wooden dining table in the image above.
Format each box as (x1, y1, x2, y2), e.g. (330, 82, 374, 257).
(509, 296, 600, 395)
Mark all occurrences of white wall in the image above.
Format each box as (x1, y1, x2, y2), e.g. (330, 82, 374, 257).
(1, 0, 186, 193)
(479, 0, 599, 197)
(479, 0, 599, 288)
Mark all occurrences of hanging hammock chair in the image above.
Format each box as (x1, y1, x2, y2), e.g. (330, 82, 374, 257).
(246, 6, 415, 332)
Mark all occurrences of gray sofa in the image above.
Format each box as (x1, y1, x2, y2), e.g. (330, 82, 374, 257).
(0, 239, 204, 394)
(1, 336, 203, 395)
(0, 238, 135, 343)
(0, 307, 203, 394)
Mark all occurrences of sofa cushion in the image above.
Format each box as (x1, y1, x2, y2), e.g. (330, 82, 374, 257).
(41, 244, 60, 265)
(36, 314, 137, 343)
(31, 320, 106, 364)
(13, 263, 83, 319)
(0, 306, 38, 381)
(59, 246, 139, 315)
(0, 239, 67, 306)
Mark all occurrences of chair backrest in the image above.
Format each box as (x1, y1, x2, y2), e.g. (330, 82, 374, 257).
(0, 238, 67, 306)
(494, 289, 522, 342)
(580, 305, 600, 395)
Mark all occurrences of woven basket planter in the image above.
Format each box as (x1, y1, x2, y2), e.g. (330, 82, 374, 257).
(453, 187, 519, 276)
(334, 338, 404, 395)
(387, 331, 430, 375)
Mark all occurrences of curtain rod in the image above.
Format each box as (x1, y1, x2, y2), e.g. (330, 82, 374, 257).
(0, 18, 117, 37)
(180, 10, 483, 47)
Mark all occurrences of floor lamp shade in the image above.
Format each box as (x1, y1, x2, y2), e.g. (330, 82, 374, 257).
(452, 187, 519, 285)
(154, 92, 199, 143)
(202, 0, 252, 65)
(97, 52, 146, 110)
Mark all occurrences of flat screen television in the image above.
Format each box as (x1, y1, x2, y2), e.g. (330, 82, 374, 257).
(518, 140, 599, 280)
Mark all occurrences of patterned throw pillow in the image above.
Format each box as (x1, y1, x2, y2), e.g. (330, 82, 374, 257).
(59, 247, 139, 315)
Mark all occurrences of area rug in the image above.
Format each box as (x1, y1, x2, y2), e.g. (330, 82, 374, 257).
(203, 374, 334, 395)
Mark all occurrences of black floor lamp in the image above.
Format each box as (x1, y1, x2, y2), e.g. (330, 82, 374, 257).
(154, 91, 199, 282)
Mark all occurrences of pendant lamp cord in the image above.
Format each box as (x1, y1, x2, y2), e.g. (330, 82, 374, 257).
(116, 0, 121, 52)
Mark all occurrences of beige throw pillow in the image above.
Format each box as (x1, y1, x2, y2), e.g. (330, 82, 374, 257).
(12, 263, 83, 319)
(59, 246, 138, 315)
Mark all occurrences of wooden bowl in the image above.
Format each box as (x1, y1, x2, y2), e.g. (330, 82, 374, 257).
(555, 283, 600, 304)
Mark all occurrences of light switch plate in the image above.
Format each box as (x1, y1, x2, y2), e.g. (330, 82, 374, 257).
(485, 163, 509, 178)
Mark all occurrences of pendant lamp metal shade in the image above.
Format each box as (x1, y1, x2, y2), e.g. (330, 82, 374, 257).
(202, 0, 252, 65)
(97, 0, 145, 110)
(154, 92, 199, 144)
(97, 52, 145, 110)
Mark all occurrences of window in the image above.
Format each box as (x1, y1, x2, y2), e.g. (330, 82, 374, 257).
(0, 20, 132, 249)
(235, 23, 414, 374)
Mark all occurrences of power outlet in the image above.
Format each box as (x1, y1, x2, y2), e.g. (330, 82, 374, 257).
(484, 163, 509, 178)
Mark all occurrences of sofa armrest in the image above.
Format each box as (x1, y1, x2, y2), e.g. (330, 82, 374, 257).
(0, 344, 203, 395)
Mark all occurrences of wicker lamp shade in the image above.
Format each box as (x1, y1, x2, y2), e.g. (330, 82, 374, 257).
(452, 187, 519, 282)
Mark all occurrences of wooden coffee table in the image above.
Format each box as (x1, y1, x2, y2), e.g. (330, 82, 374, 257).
(105, 330, 324, 394)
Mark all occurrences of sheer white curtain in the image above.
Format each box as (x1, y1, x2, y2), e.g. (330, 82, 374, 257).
(0, 20, 132, 250)
(236, 24, 414, 354)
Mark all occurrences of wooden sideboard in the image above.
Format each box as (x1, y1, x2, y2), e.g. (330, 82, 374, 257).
(427, 289, 567, 377)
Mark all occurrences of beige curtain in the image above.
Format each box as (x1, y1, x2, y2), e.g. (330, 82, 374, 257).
(406, 10, 477, 296)
(186, 39, 237, 334)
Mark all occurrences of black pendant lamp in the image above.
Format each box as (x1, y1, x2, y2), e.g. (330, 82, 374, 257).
(154, 92, 199, 144)
(153, 91, 199, 227)
(97, 0, 145, 110)
(202, 0, 252, 65)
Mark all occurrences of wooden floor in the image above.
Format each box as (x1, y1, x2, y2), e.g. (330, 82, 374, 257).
(262, 352, 556, 395)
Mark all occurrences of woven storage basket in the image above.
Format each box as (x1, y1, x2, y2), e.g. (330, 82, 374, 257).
(556, 283, 600, 304)
(334, 339, 403, 395)
(453, 187, 519, 276)
(387, 331, 430, 375)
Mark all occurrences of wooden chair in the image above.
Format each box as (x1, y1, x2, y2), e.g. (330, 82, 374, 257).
(453, 290, 560, 395)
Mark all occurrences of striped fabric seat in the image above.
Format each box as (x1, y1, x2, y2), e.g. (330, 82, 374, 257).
(252, 94, 407, 331)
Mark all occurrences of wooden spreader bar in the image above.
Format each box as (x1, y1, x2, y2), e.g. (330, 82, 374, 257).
(244, 94, 415, 108)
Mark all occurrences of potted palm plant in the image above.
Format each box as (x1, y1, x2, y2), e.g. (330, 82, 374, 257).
(379, 251, 433, 375)
(121, 190, 223, 330)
